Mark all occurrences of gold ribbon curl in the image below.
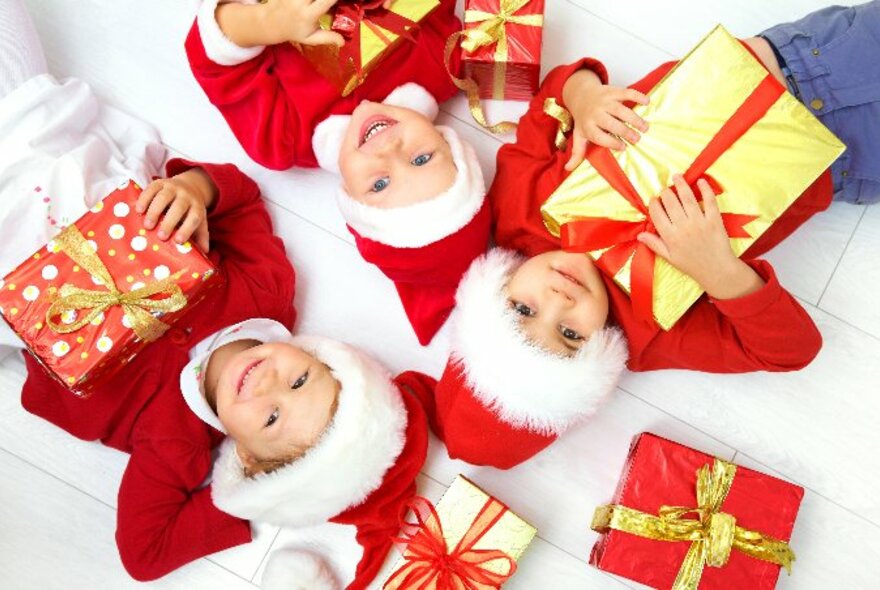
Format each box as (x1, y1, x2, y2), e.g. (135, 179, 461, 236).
(542, 97, 572, 150)
(445, 0, 543, 133)
(591, 458, 796, 590)
(45, 225, 187, 342)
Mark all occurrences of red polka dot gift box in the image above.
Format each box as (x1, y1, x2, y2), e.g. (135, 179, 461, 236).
(0, 180, 221, 397)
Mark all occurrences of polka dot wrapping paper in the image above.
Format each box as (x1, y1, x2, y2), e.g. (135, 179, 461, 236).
(0, 180, 221, 397)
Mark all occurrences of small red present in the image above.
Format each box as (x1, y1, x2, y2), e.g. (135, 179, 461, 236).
(590, 433, 803, 590)
(459, 0, 545, 101)
(0, 180, 221, 396)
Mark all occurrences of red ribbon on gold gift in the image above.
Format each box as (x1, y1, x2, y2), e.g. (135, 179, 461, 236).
(333, 0, 419, 82)
(559, 75, 787, 325)
(384, 495, 517, 589)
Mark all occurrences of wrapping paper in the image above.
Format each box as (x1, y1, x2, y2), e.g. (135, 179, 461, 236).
(590, 433, 804, 590)
(541, 25, 845, 330)
(460, 0, 544, 101)
(299, 0, 439, 96)
(384, 475, 536, 588)
(0, 181, 220, 396)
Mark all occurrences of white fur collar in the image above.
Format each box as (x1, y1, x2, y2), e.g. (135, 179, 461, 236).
(211, 335, 408, 527)
(450, 250, 629, 435)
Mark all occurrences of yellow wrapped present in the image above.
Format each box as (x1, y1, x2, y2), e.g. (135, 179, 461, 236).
(383, 475, 536, 589)
(298, 0, 439, 96)
(540, 25, 845, 330)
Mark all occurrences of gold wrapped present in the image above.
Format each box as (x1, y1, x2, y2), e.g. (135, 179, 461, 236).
(540, 25, 845, 330)
(299, 0, 439, 96)
(384, 475, 536, 589)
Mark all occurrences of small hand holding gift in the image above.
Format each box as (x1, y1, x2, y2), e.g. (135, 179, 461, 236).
(136, 167, 218, 252)
(217, 0, 346, 48)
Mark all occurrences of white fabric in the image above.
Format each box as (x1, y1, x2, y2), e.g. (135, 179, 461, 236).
(261, 549, 340, 590)
(180, 318, 295, 434)
(197, 0, 265, 66)
(0, 75, 164, 357)
(0, 0, 48, 98)
(451, 249, 629, 435)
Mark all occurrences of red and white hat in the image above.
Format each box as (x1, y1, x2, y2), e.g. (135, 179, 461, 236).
(211, 335, 431, 590)
(313, 84, 490, 346)
(430, 249, 629, 469)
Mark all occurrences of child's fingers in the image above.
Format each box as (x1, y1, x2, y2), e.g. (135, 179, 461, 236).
(589, 125, 625, 151)
(310, 0, 339, 16)
(611, 103, 648, 133)
(157, 200, 189, 240)
(174, 208, 205, 246)
(676, 176, 702, 219)
(648, 196, 674, 237)
(637, 231, 670, 260)
(660, 183, 686, 224)
(136, 181, 163, 215)
(564, 130, 588, 171)
(600, 113, 640, 145)
(301, 29, 345, 47)
(619, 88, 650, 106)
(699, 179, 721, 220)
(192, 220, 211, 254)
(144, 189, 175, 230)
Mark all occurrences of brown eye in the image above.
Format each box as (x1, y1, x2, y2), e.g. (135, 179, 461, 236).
(291, 370, 309, 390)
(510, 301, 535, 317)
(265, 408, 279, 428)
(560, 326, 584, 341)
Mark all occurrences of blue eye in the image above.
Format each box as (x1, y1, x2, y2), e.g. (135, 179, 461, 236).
(510, 301, 534, 317)
(265, 408, 279, 427)
(291, 370, 309, 390)
(560, 326, 584, 341)
(371, 177, 390, 192)
(412, 153, 433, 166)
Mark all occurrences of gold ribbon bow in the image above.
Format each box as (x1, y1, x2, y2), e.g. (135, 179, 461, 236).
(45, 225, 187, 342)
(591, 459, 796, 590)
(543, 97, 572, 150)
(444, 0, 543, 132)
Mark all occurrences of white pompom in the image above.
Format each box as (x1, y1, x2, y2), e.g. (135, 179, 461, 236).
(261, 549, 340, 590)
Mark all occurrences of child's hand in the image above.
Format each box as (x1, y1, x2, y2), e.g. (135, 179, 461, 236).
(562, 69, 650, 171)
(636, 175, 764, 300)
(258, 0, 345, 47)
(135, 168, 218, 253)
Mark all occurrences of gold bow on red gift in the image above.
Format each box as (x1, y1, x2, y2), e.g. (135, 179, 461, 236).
(385, 495, 518, 589)
(592, 458, 796, 590)
(555, 75, 788, 325)
(45, 225, 187, 342)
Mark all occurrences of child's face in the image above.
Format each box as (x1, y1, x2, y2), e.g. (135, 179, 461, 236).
(212, 342, 340, 468)
(338, 101, 457, 209)
(505, 250, 610, 356)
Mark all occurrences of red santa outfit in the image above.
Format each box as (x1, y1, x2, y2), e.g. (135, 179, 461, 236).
(19, 160, 297, 581)
(211, 333, 434, 590)
(186, 0, 461, 170)
(427, 54, 828, 470)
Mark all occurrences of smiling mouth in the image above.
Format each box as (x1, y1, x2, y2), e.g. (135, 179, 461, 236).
(359, 116, 397, 147)
(237, 360, 262, 395)
(555, 268, 588, 291)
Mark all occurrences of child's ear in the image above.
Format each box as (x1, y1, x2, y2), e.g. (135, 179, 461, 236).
(235, 444, 259, 473)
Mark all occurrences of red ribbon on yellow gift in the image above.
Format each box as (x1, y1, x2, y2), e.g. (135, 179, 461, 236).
(384, 495, 517, 589)
(559, 75, 787, 325)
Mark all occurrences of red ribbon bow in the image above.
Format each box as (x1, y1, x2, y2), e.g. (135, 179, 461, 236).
(560, 74, 786, 325)
(384, 496, 517, 590)
(333, 0, 419, 80)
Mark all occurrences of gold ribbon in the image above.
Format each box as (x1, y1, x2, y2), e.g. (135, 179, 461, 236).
(45, 225, 188, 342)
(591, 459, 796, 590)
(542, 97, 572, 150)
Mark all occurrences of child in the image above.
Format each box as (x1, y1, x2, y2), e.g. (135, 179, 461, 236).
(188, 1, 489, 345)
(425, 3, 880, 469)
(186, 0, 461, 170)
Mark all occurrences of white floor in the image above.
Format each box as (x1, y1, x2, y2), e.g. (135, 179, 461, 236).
(1, 0, 878, 588)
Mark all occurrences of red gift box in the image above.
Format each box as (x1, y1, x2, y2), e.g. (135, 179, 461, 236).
(460, 0, 544, 101)
(590, 433, 803, 590)
(0, 180, 221, 397)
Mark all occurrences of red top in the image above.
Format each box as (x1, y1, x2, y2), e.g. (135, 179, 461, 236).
(20, 160, 297, 580)
(185, 0, 462, 170)
(489, 57, 831, 372)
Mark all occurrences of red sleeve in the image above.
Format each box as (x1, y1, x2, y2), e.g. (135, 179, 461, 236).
(629, 260, 822, 372)
(116, 436, 251, 581)
(165, 159, 297, 329)
(185, 23, 335, 170)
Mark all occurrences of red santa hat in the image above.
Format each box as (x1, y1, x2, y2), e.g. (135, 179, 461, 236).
(429, 249, 629, 469)
(211, 336, 429, 590)
(312, 84, 490, 346)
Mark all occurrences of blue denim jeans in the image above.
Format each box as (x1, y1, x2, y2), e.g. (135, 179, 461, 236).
(762, 1, 880, 204)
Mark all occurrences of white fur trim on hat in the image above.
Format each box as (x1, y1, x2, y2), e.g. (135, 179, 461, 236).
(312, 83, 440, 175)
(451, 249, 629, 436)
(261, 549, 340, 590)
(211, 336, 408, 526)
(197, 0, 265, 66)
(336, 126, 486, 248)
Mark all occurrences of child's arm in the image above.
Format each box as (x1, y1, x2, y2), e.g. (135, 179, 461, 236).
(115, 434, 250, 581)
(632, 177, 821, 372)
(185, 1, 342, 169)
